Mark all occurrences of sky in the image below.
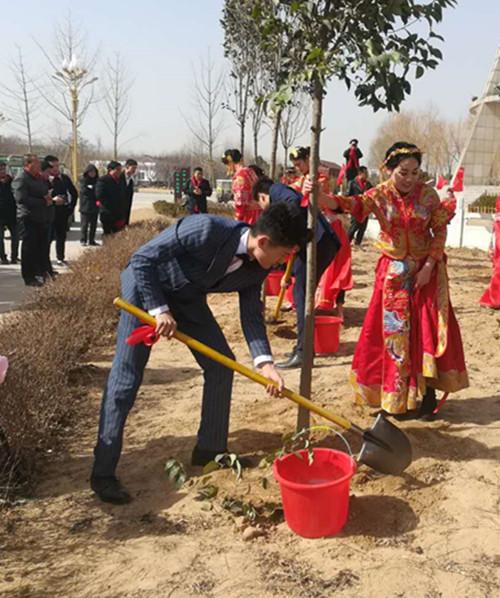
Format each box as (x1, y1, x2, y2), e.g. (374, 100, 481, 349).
(1, 0, 499, 165)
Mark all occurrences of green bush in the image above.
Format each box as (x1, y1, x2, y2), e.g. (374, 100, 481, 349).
(0, 219, 170, 497)
(153, 200, 234, 219)
(470, 193, 498, 210)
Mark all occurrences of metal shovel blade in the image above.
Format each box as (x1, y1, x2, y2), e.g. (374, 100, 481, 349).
(357, 414, 412, 475)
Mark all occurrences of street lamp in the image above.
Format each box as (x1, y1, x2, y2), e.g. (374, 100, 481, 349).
(52, 55, 98, 181)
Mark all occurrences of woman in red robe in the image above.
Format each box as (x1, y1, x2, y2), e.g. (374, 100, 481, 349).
(317, 142, 469, 418)
(479, 196, 500, 309)
(289, 146, 353, 318)
(222, 149, 260, 225)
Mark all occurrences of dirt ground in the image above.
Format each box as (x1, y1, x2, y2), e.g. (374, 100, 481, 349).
(1, 233, 499, 597)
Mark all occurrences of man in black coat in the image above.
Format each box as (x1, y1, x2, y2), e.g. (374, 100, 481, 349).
(347, 166, 373, 246)
(96, 161, 125, 235)
(12, 155, 54, 286)
(183, 167, 212, 214)
(120, 159, 137, 225)
(343, 139, 363, 182)
(0, 162, 19, 264)
(79, 164, 100, 246)
(44, 155, 78, 266)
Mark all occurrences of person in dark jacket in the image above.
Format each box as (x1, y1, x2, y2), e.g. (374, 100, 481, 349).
(44, 155, 78, 266)
(96, 161, 125, 236)
(120, 159, 137, 225)
(183, 166, 212, 214)
(347, 166, 373, 246)
(343, 139, 363, 182)
(79, 164, 100, 246)
(12, 155, 54, 286)
(253, 178, 340, 369)
(0, 162, 19, 264)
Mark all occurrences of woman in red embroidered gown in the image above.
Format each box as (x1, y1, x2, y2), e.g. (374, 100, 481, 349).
(319, 142, 469, 418)
(222, 149, 260, 225)
(289, 146, 353, 318)
(479, 196, 500, 309)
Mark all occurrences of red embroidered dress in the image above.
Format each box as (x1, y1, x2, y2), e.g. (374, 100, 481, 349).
(232, 166, 260, 225)
(337, 180, 468, 414)
(479, 196, 500, 309)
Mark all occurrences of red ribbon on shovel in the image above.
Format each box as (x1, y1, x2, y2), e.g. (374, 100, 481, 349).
(126, 325, 159, 347)
(433, 392, 449, 415)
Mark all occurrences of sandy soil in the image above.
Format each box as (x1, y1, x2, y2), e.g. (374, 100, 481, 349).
(1, 240, 499, 598)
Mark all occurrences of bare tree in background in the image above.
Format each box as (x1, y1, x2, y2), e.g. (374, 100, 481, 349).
(279, 92, 310, 166)
(100, 53, 133, 160)
(35, 14, 99, 180)
(249, 70, 267, 165)
(1, 48, 40, 152)
(181, 50, 225, 186)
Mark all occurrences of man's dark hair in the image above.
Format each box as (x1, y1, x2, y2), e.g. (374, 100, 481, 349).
(359, 166, 368, 174)
(251, 202, 305, 248)
(193, 166, 203, 173)
(125, 158, 138, 167)
(40, 159, 52, 171)
(44, 154, 59, 164)
(248, 164, 264, 178)
(23, 154, 39, 166)
(107, 160, 122, 171)
(222, 149, 242, 165)
(252, 176, 274, 201)
(349, 139, 358, 145)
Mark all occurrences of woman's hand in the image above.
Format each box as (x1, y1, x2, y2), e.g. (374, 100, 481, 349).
(154, 311, 177, 339)
(259, 362, 284, 398)
(303, 176, 314, 195)
(414, 260, 434, 289)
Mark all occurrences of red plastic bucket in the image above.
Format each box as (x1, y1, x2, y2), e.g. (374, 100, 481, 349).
(314, 315, 342, 355)
(273, 448, 356, 538)
(265, 270, 283, 296)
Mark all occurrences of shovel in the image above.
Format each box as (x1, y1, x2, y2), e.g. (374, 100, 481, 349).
(269, 256, 295, 323)
(113, 297, 412, 475)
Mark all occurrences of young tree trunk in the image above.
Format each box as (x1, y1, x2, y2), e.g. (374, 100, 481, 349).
(253, 129, 259, 165)
(270, 108, 282, 180)
(240, 121, 245, 158)
(297, 75, 323, 432)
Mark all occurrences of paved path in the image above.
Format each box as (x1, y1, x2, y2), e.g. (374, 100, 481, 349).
(0, 191, 174, 315)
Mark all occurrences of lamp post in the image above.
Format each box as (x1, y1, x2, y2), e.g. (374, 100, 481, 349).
(52, 56, 98, 181)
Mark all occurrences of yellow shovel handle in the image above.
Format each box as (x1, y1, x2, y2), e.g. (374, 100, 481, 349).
(113, 297, 353, 432)
(273, 256, 295, 321)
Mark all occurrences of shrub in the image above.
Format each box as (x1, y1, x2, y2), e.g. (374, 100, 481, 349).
(470, 193, 498, 211)
(0, 219, 170, 497)
(153, 200, 234, 219)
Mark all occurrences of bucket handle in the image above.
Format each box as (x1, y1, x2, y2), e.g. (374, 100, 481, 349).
(290, 425, 356, 461)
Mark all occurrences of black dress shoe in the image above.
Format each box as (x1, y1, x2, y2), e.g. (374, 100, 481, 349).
(276, 351, 303, 370)
(90, 476, 132, 504)
(10, 258, 18, 264)
(191, 445, 253, 468)
(25, 278, 44, 287)
(418, 388, 437, 421)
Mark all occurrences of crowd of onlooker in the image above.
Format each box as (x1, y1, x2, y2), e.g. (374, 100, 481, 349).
(0, 155, 137, 287)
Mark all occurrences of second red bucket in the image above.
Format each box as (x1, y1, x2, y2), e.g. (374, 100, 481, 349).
(265, 270, 283, 296)
(314, 315, 342, 355)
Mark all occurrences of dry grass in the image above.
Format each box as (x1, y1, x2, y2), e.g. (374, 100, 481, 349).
(0, 219, 170, 498)
(152, 200, 233, 219)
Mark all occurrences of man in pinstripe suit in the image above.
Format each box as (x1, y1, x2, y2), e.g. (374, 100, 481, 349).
(91, 203, 305, 504)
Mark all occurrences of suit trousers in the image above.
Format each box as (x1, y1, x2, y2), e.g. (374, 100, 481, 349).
(348, 215, 368, 246)
(92, 267, 236, 479)
(293, 234, 338, 353)
(80, 212, 98, 244)
(20, 218, 51, 282)
(52, 207, 70, 260)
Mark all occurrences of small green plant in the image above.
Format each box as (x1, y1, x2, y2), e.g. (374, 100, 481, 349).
(164, 458, 188, 489)
(202, 452, 243, 480)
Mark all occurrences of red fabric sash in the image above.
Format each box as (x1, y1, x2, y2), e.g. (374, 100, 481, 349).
(126, 325, 159, 346)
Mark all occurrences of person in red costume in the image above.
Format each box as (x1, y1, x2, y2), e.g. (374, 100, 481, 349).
(289, 146, 351, 319)
(479, 196, 500, 309)
(343, 139, 363, 182)
(222, 149, 260, 225)
(315, 141, 469, 419)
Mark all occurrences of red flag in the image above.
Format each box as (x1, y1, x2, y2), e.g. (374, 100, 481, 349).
(336, 164, 347, 186)
(452, 167, 464, 192)
(436, 175, 448, 190)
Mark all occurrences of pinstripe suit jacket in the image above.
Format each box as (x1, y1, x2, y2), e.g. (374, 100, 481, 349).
(129, 215, 271, 359)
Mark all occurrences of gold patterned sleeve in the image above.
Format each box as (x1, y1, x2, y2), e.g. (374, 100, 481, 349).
(428, 190, 449, 261)
(336, 189, 376, 222)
